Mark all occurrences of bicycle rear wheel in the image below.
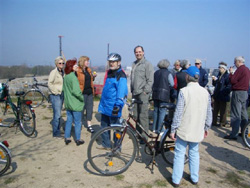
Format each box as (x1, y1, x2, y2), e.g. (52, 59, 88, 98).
(19, 103, 36, 137)
(87, 126, 137, 175)
(242, 123, 250, 149)
(24, 90, 44, 108)
(0, 144, 11, 176)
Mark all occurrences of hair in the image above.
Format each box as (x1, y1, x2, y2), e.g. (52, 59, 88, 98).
(157, 59, 170, 69)
(186, 74, 199, 83)
(174, 60, 180, 66)
(235, 56, 245, 63)
(55, 56, 64, 65)
(180, 59, 190, 69)
(78, 56, 90, 68)
(219, 61, 227, 66)
(134, 45, 144, 53)
(65, 59, 77, 75)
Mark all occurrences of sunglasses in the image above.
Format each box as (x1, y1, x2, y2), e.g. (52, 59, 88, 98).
(195, 63, 200, 65)
(58, 62, 65, 65)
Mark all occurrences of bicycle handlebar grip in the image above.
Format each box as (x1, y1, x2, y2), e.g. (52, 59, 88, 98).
(112, 106, 120, 116)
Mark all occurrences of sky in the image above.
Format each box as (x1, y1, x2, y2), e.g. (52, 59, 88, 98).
(0, 0, 250, 68)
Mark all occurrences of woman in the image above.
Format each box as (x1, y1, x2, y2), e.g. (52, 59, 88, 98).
(63, 59, 85, 146)
(212, 62, 231, 127)
(48, 56, 64, 138)
(152, 59, 174, 133)
(77, 56, 97, 133)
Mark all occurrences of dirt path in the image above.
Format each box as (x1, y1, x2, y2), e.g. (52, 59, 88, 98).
(0, 101, 249, 188)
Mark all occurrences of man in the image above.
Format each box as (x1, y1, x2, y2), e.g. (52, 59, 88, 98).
(195, 59, 208, 87)
(170, 66, 212, 187)
(131, 45, 154, 144)
(224, 56, 250, 140)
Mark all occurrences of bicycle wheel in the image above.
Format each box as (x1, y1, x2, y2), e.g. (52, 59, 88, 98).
(24, 90, 44, 108)
(242, 123, 250, 149)
(160, 131, 188, 165)
(19, 103, 36, 137)
(87, 126, 137, 175)
(0, 144, 11, 176)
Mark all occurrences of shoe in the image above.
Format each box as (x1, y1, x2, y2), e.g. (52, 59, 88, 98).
(87, 126, 95, 133)
(53, 135, 63, 139)
(224, 135, 237, 140)
(65, 138, 71, 145)
(76, 140, 85, 146)
(171, 181, 179, 187)
(189, 177, 198, 185)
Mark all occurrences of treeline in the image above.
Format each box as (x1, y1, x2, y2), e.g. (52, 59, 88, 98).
(0, 64, 54, 79)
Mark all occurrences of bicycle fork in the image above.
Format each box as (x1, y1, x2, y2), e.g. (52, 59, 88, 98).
(145, 149, 157, 174)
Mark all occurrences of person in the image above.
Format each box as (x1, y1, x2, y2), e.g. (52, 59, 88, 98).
(224, 56, 250, 140)
(195, 59, 208, 87)
(170, 66, 212, 187)
(77, 56, 97, 133)
(98, 53, 128, 148)
(174, 59, 190, 96)
(152, 59, 174, 133)
(63, 59, 85, 146)
(48, 56, 65, 138)
(211, 62, 231, 127)
(130, 45, 154, 144)
(171, 60, 181, 78)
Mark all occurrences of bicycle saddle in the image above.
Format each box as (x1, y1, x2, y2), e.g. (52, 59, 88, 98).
(15, 91, 25, 96)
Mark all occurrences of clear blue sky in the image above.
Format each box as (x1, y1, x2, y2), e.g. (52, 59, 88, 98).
(0, 0, 249, 68)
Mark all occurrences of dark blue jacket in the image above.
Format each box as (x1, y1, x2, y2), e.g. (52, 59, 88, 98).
(198, 67, 208, 87)
(98, 67, 128, 117)
(212, 71, 231, 102)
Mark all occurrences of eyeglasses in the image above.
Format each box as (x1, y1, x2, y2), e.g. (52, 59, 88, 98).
(195, 63, 200, 65)
(58, 62, 65, 65)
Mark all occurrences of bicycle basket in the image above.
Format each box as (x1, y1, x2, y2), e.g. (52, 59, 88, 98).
(0, 84, 8, 100)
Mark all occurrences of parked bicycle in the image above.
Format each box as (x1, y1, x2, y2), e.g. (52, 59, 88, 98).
(0, 78, 36, 137)
(87, 99, 188, 175)
(242, 123, 250, 149)
(0, 134, 11, 176)
(23, 76, 50, 108)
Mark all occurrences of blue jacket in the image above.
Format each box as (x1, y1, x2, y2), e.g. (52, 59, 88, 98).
(98, 67, 128, 117)
(212, 71, 231, 102)
(198, 67, 208, 87)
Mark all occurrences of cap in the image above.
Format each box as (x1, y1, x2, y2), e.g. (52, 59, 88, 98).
(195, 59, 202, 64)
(184, 66, 200, 77)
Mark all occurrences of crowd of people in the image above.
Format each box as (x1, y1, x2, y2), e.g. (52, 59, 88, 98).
(47, 45, 249, 187)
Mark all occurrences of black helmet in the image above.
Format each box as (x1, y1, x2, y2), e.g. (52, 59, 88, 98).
(107, 53, 121, 61)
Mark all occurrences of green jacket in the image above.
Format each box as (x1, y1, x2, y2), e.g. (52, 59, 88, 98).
(63, 72, 84, 111)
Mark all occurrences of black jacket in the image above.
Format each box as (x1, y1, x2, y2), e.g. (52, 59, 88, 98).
(198, 67, 208, 87)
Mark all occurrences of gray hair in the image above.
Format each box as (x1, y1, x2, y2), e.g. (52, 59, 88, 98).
(55, 56, 64, 65)
(180, 59, 190, 69)
(186, 74, 199, 83)
(235, 56, 245, 63)
(157, 59, 170, 69)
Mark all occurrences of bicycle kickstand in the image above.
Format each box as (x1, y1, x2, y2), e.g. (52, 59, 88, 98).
(145, 150, 157, 174)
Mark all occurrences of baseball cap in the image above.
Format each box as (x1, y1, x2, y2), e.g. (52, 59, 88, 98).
(195, 59, 202, 64)
(184, 66, 200, 77)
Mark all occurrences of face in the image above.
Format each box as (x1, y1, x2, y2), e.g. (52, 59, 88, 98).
(56, 60, 65, 69)
(84, 60, 90, 68)
(109, 61, 120, 70)
(175, 63, 180, 70)
(73, 64, 78, 72)
(134, 47, 144, 60)
(219, 67, 225, 73)
(234, 60, 240, 68)
(195, 63, 201, 69)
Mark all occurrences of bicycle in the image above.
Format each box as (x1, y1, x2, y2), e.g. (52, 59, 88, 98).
(87, 99, 188, 176)
(242, 123, 250, 149)
(0, 78, 36, 137)
(23, 76, 50, 108)
(0, 134, 11, 176)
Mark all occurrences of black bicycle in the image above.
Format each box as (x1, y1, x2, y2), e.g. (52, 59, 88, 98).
(0, 78, 36, 137)
(87, 99, 188, 175)
(242, 123, 250, 149)
(0, 134, 11, 176)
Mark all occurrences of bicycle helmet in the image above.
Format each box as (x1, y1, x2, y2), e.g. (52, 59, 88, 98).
(107, 53, 121, 61)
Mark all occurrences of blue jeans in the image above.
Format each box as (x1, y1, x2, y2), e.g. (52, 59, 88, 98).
(50, 94, 64, 137)
(230, 91, 248, 138)
(100, 114, 120, 148)
(172, 137, 199, 184)
(65, 110, 82, 141)
(152, 100, 168, 133)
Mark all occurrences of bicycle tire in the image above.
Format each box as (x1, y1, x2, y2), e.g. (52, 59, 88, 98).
(160, 130, 188, 165)
(19, 103, 36, 137)
(0, 144, 11, 176)
(24, 90, 44, 108)
(87, 126, 137, 176)
(242, 123, 250, 149)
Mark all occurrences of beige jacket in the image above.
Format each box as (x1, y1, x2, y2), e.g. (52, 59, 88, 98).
(48, 68, 64, 95)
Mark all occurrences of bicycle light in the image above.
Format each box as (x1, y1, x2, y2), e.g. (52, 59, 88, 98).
(2, 140, 9, 148)
(25, 101, 32, 105)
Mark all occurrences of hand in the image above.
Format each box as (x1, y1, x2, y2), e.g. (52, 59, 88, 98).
(229, 67, 234, 74)
(170, 133, 176, 141)
(204, 130, 208, 138)
(112, 106, 120, 116)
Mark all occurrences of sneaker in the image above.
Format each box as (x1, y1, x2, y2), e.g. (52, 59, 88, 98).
(224, 135, 237, 140)
(87, 126, 95, 133)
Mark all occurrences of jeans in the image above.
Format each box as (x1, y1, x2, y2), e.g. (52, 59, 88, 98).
(50, 94, 64, 137)
(230, 91, 248, 138)
(152, 100, 167, 133)
(65, 110, 82, 141)
(172, 137, 199, 184)
(83, 93, 93, 121)
(100, 114, 120, 148)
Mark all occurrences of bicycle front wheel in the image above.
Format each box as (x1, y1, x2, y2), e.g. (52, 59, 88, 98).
(24, 90, 44, 108)
(19, 103, 36, 137)
(87, 126, 137, 175)
(242, 123, 250, 149)
(0, 144, 11, 176)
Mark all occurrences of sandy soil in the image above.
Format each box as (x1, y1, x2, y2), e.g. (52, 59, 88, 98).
(0, 100, 250, 188)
